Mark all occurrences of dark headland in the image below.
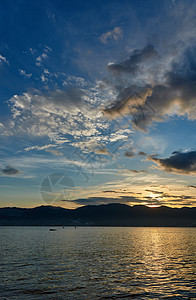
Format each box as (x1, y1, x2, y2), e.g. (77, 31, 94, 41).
(0, 204, 195, 226)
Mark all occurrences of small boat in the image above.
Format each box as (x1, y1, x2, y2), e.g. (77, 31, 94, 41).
(49, 228, 56, 231)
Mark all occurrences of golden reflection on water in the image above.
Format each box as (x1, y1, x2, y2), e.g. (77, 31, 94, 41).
(127, 228, 195, 290)
(0, 227, 195, 299)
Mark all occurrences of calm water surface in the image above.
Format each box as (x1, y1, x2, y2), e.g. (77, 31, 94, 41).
(0, 227, 195, 299)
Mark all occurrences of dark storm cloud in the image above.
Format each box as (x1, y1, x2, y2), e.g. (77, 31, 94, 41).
(103, 45, 196, 130)
(108, 45, 158, 74)
(149, 150, 196, 175)
(1, 165, 22, 176)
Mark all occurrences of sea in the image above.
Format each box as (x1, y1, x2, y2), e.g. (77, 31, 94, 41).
(0, 227, 195, 299)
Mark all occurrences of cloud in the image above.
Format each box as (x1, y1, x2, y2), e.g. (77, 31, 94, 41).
(0, 165, 22, 176)
(145, 189, 164, 194)
(2, 82, 132, 159)
(46, 88, 86, 112)
(0, 54, 8, 64)
(129, 169, 147, 173)
(19, 69, 32, 78)
(10, 87, 84, 116)
(36, 53, 48, 66)
(45, 149, 63, 156)
(68, 194, 194, 207)
(67, 195, 142, 206)
(95, 148, 110, 155)
(188, 185, 196, 189)
(103, 43, 196, 130)
(10, 87, 85, 120)
(2, 87, 92, 147)
(24, 144, 57, 152)
(103, 190, 120, 194)
(138, 151, 147, 156)
(99, 27, 123, 44)
(1, 79, 133, 157)
(124, 150, 135, 158)
(103, 87, 152, 120)
(68, 193, 171, 206)
(149, 150, 196, 175)
(36, 46, 52, 66)
(107, 44, 158, 74)
(25, 144, 64, 156)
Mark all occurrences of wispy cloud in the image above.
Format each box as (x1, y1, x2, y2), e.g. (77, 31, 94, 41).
(36, 46, 52, 66)
(99, 27, 123, 44)
(0, 54, 8, 65)
(24, 144, 57, 152)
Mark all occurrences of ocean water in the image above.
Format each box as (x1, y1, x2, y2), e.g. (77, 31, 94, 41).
(0, 227, 195, 300)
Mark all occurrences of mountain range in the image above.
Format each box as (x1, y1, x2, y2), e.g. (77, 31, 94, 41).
(0, 203, 195, 226)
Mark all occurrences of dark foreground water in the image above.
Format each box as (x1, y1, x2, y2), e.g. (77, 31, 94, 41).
(0, 227, 195, 299)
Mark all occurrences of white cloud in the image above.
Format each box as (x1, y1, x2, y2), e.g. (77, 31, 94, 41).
(19, 69, 32, 78)
(0, 54, 8, 64)
(24, 144, 57, 152)
(1, 81, 133, 156)
(36, 46, 52, 66)
(36, 53, 48, 66)
(44, 69, 50, 74)
(41, 74, 48, 82)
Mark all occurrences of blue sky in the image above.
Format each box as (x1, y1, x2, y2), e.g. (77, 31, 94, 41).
(0, 0, 196, 208)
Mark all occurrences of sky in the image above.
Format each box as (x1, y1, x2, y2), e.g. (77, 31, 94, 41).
(0, 0, 195, 208)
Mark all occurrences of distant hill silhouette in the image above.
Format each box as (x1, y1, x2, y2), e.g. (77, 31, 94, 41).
(0, 204, 195, 226)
